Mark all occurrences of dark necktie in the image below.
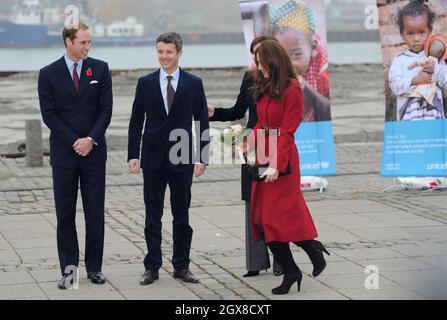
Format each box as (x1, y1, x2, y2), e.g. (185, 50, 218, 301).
(73, 63, 79, 93)
(167, 75, 175, 112)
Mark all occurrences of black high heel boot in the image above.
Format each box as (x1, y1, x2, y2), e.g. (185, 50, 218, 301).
(272, 258, 283, 276)
(296, 240, 330, 277)
(272, 272, 303, 295)
(268, 241, 303, 295)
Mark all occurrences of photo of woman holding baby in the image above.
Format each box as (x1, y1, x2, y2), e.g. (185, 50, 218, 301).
(239, 0, 332, 122)
(269, 0, 331, 122)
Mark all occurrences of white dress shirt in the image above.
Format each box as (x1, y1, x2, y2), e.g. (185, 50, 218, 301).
(64, 54, 83, 80)
(159, 67, 180, 115)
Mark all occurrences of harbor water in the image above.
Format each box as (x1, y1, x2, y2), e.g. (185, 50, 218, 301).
(0, 42, 383, 72)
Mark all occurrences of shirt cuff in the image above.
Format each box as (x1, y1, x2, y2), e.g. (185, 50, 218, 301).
(87, 136, 98, 146)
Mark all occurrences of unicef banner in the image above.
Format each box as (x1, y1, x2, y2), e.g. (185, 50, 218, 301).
(378, 0, 447, 177)
(239, 0, 336, 176)
(381, 120, 447, 176)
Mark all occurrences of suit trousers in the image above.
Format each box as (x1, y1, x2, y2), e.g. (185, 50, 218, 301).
(52, 162, 105, 276)
(142, 163, 194, 272)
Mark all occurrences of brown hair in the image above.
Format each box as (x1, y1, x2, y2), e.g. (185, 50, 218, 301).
(253, 40, 297, 101)
(62, 23, 89, 47)
(156, 31, 183, 52)
(250, 35, 278, 54)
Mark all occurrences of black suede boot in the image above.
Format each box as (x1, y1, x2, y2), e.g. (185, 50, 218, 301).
(272, 258, 283, 276)
(268, 242, 302, 295)
(295, 240, 330, 277)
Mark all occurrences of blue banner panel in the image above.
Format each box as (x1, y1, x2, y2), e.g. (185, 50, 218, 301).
(381, 120, 447, 177)
(295, 121, 336, 176)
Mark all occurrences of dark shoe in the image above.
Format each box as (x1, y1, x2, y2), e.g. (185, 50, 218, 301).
(140, 270, 159, 285)
(58, 274, 72, 290)
(243, 270, 260, 277)
(297, 240, 330, 277)
(273, 270, 284, 276)
(173, 269, 199, 283)
(87, 271, 106, 284)
(271, 272, 303, 295)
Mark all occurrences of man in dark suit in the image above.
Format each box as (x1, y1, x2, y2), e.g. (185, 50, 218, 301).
(38, 23, 112, 289)
(128, 32, 209, 285)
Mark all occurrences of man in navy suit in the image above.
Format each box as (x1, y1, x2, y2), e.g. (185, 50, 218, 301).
(38, 23, 112, 289)
(128, 32, 209, 285)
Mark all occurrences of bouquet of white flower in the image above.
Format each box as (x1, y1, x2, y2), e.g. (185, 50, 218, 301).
(219, 124, 246, 146)
(219, 124, 253, 164)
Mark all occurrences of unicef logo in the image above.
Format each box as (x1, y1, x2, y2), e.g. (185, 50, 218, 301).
(321, 161, 330, 169)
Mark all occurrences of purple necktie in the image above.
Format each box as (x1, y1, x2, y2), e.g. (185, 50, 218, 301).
(73, 63, 79, 93)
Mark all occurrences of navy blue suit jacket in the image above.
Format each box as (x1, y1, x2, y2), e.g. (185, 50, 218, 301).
(38, 56, 113, 167)
(127, 68, 210, 173)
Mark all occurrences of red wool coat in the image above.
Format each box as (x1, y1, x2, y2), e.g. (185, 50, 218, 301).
(250, 80, 318, 243)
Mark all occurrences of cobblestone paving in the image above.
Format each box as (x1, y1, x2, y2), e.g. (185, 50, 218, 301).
(0, 65, 446, 300)
(1, 141, 446, 300)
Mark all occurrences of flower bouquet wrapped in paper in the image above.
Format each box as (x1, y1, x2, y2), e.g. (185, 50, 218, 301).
(220, 124, 246, 145)
(219, 124, 253, 164)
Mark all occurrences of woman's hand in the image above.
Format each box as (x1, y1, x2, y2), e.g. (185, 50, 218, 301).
(208, 105, 215, 117)
(260, 167, 279, 182)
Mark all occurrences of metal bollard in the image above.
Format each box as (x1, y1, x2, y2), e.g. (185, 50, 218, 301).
(25, 119, 43, 167)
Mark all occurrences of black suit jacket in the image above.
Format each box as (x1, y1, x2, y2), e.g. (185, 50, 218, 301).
(127, 68, 210, 173)
(209, 71, 257, 201)
(38, 56, 113, 167)
(209, 71, 257, 129)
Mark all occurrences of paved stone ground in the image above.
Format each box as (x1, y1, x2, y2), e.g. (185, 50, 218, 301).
(1, 142, 446, 300)
(0, 66, 446, 300)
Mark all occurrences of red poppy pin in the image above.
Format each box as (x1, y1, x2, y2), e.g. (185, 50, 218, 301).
(86, 68, 93, 77)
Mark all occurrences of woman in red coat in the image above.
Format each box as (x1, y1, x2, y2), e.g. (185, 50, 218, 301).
(249, 40, 329, 295)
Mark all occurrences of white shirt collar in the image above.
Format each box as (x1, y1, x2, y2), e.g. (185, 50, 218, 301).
(160, 67, 180, 81)
(64, 54, 82, 66)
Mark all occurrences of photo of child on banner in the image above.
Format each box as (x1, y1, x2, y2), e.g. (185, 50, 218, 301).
(240, 0, 331, 122)
(239, 0, 336, 179)
(404, 34, 447, 117)
(269, 0, 331, 122)
(388, 1, 447, 121)
(378, 0, 447, 180)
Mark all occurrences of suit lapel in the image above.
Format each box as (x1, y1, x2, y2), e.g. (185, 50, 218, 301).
(151, 70, 167, 116)
(77, 58, 90, 98)
(56, 56, 76, 98)
(169, 69, 186, 113)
